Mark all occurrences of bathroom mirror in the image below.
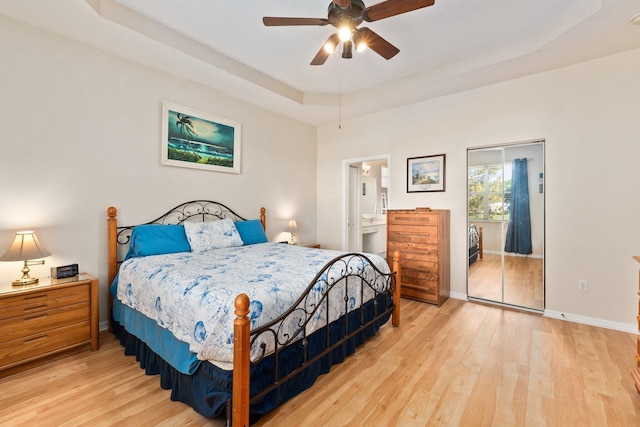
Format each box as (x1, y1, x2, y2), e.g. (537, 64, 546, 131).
(360, 175, 377, 215)
(467, 140, 544, 311)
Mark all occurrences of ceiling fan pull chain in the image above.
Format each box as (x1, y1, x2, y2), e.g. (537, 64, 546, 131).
(338, 55, 343, 129)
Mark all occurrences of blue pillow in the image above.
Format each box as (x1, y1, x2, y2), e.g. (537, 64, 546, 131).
(235, 220, 268, 245)
(125, 224, 192, 259)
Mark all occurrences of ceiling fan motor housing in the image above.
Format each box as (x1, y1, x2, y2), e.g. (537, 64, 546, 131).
(328, 0, 365, 29)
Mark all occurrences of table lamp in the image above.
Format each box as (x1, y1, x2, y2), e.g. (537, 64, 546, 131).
(0, 231, 51, 286)
(288, 219, 297, 245)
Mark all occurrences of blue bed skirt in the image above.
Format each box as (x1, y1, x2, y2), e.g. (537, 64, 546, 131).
(469, 245, 479, 265)
(112, 294, 393, 419)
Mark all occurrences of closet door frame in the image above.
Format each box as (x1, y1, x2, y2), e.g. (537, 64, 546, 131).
(466, 139, 545, 312)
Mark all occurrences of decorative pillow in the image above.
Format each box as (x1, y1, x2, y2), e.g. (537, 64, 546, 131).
(183, 218, 243, 252)
(125, 224, 191, 259)
(235, 219, 268, 245)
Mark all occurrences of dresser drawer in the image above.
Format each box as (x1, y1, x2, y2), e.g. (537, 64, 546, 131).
(387, 224, 439, 244)
(387, 241, 439, 261)
(401, 264, 440, 282)
(0, 321, 91, 368)
(387, 211, 439, 225)
(0, 285, 89, 321)
(0, 303, 90, 342)
(400, 278, 439, 303)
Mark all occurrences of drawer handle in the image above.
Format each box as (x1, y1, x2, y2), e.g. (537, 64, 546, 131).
(24, 304, 48, 312)
(23, 335, 48, 344)
(23, 294, 47, 301)
(24, 313, 48, 322)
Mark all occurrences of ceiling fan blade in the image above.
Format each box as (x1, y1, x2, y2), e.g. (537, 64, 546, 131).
(311, 33, 341, 65)
(363, 0, 434, 22)
(263, 17, 329, 26)
(357, 27, 399, 60)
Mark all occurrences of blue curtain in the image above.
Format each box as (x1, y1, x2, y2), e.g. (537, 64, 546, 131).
(504, 158, 532, 254)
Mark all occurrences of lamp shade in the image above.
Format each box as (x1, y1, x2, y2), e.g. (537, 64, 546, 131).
(0, 231, 51, 262)
(288, 219, 297, 232)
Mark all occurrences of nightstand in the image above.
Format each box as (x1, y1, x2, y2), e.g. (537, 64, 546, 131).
(299, 243, 321, 249)
(0, 273, 99, 377)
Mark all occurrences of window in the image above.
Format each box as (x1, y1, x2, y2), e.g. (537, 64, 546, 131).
(468, 164, 511, 220)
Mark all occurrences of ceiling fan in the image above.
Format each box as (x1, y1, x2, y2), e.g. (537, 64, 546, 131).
(263, 0, 435, 65)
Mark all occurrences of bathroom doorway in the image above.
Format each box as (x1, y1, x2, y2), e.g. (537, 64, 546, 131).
(343, 154, 390, 254)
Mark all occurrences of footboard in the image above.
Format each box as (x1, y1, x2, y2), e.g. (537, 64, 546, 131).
(232, 251, 401, 426)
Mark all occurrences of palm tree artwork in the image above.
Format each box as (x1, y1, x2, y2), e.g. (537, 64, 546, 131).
(164, 103, 238, 172)
(175, 113, 200, 160)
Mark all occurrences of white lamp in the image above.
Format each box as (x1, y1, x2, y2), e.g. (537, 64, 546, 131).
(288, 219, 298, 245)
(0, 231, 51, 286)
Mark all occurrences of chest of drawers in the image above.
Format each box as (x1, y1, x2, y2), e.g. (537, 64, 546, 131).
(387, 208, 450, 306)
(0, 274, 99, 377)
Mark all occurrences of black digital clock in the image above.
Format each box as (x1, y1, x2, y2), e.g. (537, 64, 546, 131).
(51, 263, 79, 279)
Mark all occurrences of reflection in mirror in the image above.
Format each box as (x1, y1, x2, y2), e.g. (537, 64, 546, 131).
(467, 141, 544, 311)
(360, 175, 377, 215)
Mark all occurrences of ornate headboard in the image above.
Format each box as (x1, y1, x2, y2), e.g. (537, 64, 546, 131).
(107, 200, 266, 290)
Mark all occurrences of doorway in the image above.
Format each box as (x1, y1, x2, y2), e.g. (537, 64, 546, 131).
(467, 140, 545, 312)
(343, 155, 390, 252)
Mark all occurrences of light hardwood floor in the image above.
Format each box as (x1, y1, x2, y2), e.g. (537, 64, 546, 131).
(1, 298, 638, 426)
(469, 254, 544, 310)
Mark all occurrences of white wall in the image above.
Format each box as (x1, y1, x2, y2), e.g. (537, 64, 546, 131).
(317, 48, 640, 330)
(0, 16, 317, 325)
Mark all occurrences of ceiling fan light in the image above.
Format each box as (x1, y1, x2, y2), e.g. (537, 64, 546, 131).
(352, 31, 367, 53)
(342, 40, 353, 59)
(338, 26, 351, 42)
(324, 42, 336, 54)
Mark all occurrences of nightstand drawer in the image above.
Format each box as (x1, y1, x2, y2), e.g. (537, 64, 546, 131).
(0, 285, 89, 321)
(0, 303, 90, 342)
(0, 321, 91, 368)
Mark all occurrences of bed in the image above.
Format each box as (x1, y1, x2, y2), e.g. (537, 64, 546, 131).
(106, 200, 401, 426)
(468, 224, 483, 266)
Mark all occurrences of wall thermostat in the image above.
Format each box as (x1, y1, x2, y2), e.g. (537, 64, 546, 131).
(51, 263, 79, 279)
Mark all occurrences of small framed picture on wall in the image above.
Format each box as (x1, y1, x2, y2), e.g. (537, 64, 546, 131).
(407, 154, 446, 193)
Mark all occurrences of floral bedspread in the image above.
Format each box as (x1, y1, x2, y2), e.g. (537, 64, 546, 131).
(116, 243, 390, 363)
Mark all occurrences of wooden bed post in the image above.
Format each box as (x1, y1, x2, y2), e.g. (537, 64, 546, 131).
(107, 207, 118, 285)
(107, 206, 118, 330)
(392, 251, 401, 327)
(260, 207, 266, 231)
(233, 293, 251, 427)
(478, 226, 484, 260)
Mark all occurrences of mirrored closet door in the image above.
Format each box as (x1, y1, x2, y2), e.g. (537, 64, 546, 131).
(467, 140, 545, 311)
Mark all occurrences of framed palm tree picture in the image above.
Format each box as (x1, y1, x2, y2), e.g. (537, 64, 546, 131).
(161, 102, 241, 174)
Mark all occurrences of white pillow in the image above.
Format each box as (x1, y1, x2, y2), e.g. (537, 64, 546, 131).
(183, 218, 243, 252)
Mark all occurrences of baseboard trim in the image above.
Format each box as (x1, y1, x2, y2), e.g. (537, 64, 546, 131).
(544, 309, 636, 334)
(450, 293, 636, 334)
(449, 291, 469, 301)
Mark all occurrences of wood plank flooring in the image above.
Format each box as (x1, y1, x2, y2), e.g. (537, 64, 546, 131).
(0, 298, 638, 426)
(469, 254, 544, 310)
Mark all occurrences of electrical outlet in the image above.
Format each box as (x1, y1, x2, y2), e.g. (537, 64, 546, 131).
(578, 279, 589, 291)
